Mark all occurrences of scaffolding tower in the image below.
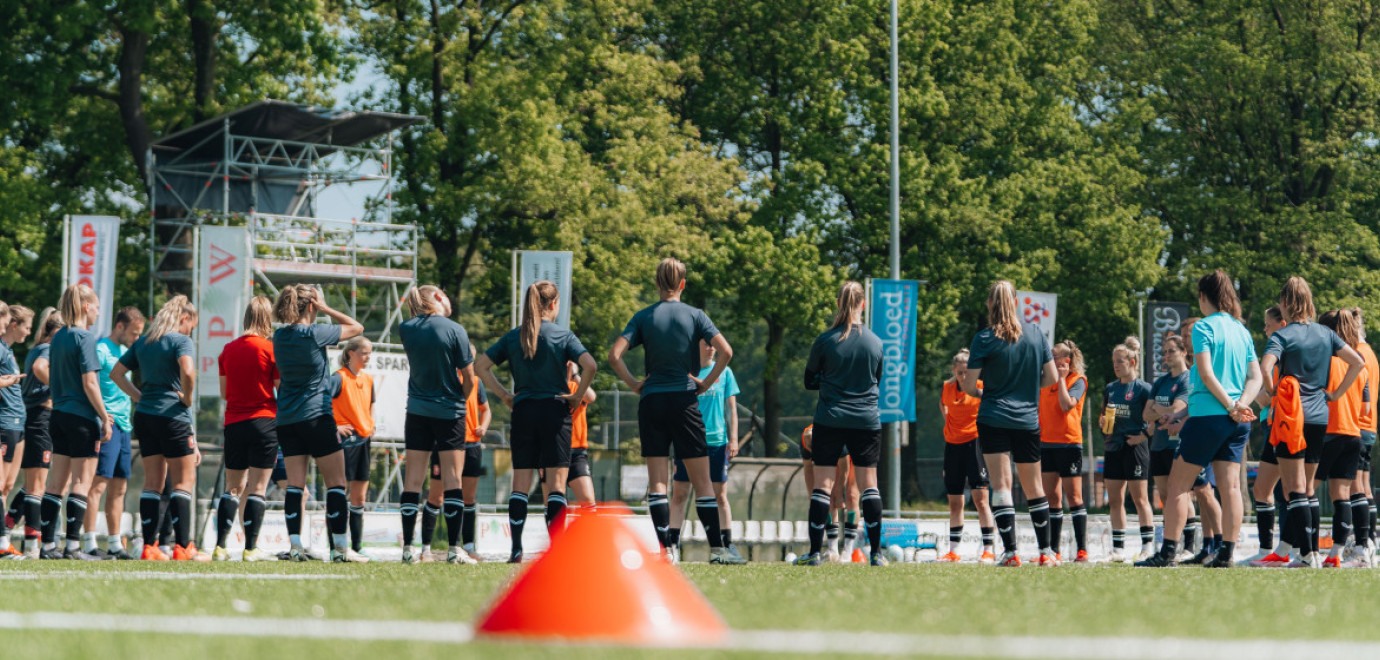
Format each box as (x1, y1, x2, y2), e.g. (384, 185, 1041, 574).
(146, 100, 425, 347)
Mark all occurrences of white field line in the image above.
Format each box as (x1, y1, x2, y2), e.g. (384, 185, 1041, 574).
(2, 610, 1379, 658)
(0, 571, 355, 581)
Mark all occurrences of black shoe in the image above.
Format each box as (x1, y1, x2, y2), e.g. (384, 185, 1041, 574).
(112, 549, 136, 560)
(64, 548, 102, 561)
(507, 550, 523, 564)
(1181, 548, 1211, 565)
(1134, 553, 1177, 568)
(87, 548, 113, 560)
(39, 547, 66, 560)
(1206, 550, 1234, 568)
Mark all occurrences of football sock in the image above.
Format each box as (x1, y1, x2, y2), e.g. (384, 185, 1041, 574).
(400, 491, 420, 548)
(862, 488, 883, 556)
(420, 502, 439, 547)
(1049, 508, 1063, 555)
(1254, 501, 1275, 550)
(215, 493, 239, 549)
(139, 491, 161, 546)
(170, 490, 192, 548)
(808, 489, 830, 556)
(284, 487, 304, 546)
(1028, 497, 1051, 553)
(1351, 494, 1370, 546)
(243, 495, 265, 551)
(508, 491, 528, 555)
(1331, 499, 1352, 557)
(444, 489, 465, 547)
(1112, 529, 1125, 550)
(40, 493, 61, 544)
(349, 505, 365, 552)
(1071, 506, 1088, 552)
(949, 525, 963, 552)
(64, 494, 88, 549)
(543, 492, 566, 533)
(648, 493, 669, 548)
(695, 496, 723, 549)
(462, 504, 477, 547)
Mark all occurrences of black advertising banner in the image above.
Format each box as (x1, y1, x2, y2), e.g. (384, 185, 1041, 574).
(1145, 302, 1192, 382)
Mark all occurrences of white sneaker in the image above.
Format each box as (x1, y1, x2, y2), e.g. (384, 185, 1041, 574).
(1237, 550, 1271, 567)
(825, 548, 841, 563)
(1134, 546, 1155, 562)
(342, 548, 371, 563)
(1106, 548, 1128, 563)
(446, 547, 478, 565)
(1310, 553, 1323, 569)
(1174, 550, 1195, 563)
(665, 546, 680, 565)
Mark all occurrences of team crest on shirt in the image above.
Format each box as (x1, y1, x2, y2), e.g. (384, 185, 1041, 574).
(1124, 390, 1133, 401)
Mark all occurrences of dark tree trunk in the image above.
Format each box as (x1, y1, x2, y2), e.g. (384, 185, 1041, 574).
(117, 27, 152, 184)
(186, 0, 218, 121)
(762, 316, 786, 457)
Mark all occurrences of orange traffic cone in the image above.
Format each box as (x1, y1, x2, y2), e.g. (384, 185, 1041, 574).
(475, 504, 729, 646)
(851, 548, 865, 563)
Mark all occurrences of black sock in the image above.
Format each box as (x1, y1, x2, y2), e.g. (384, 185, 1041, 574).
(1071, 506, 1088, 552)
(666, 527, 682, 548)
(139, 491, 161, 546)
(325, 487, 348, 540)
(980, 526, 995, 549)
(420, 503, 439, 546)
(1112, 529, 1125, 549)
(284, 487, 304, 542)
(400, 491, 420, 548)
(1159, 537, 1179, 559)
(462, 504, 477, 547)
(1352, 494, 1370, 545)
(444, 489, 465, 547)
(695, 496, 722, 549)
(1370, 499, 1378, 542)
(1310, 498, 1321, 555)
(949, 525, 963, 549)
(1219, 540, 1236, 561)
(215, 493, 238, 549)
(861, 488, 883, 556)
(1285, 493, 1309, 552)
(1049, 508, 1063, 555)
(808, 489, 830, 555)
(995, 502, 1017, 552)
(1334, 499, 1353, 550)
(1254, 501, 1275, 550)
(40, 493, 61, 544)
(648, 493, 669, 548)
(170, 490, 192, 547)
(1139, 525, 1154, 548)
(1183, 517, 1198, 552)
(1212, 534, 1222, 552)
(158, 489, 173, 546)
(23, 494, 40, 540)
(724, 527, 736, 547)
(64, 494, 88, 544)
(508, 492, 528, 555)
(243, 495, 265, 551)
(349, 505, 365, 552)
(7, 488, 23, 527)
(1028, 497, 1051, 551)
(544, 492, 566, 533)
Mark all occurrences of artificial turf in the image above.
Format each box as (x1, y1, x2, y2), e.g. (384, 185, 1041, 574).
(2, 559, 1378, 658)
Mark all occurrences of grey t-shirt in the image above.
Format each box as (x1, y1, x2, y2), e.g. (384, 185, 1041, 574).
(21, 343, 50, 408)
(486, 321, 589, 404)
(50, 326, 102, 422)
(1266, 322, 1347, 426)
(0, 341, 24, 430)
(968, 322, 1053, 431)
(1149, 370, 1191, 451)
(399, 314, 473, 420)
(273, 324, 343, 425)
(620, 301, 720, 395)
(1104, 378, 1152, 451)
(118, 333, 195, 424)
(804, 323, 883, 430)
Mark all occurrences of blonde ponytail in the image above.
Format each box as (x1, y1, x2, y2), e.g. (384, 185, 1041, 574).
(405, 285, 445, 318)
(58, 284, 98, 328)
(146, 295, 197, 341)
(987, 280, 1021, 343)
(521, 281, 559, 359)
(829, 281, 866, 342)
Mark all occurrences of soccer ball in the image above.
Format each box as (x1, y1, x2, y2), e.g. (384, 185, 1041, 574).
(784, 552, 798, 563)
(885, 545, 904, 563)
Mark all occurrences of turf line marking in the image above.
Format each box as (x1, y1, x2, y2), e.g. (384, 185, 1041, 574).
(6, 610, 1380, 658)
(0, 571, 356, 581)
(0, 611, 470, 643)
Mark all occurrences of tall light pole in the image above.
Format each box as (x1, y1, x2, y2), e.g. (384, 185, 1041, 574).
(887, 0, 902, 514)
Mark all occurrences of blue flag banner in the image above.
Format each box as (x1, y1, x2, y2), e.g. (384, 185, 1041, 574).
(870, 279, 919, 423)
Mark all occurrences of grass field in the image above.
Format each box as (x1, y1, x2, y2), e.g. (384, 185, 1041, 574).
(5, 559, 1380, 658)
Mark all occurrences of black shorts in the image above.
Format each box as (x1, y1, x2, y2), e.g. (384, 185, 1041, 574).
(1042, 445, 1083, 478)
(1104, 443, 1150, 481)
(463, 442, 482, 478)
(279, 414, 342, 459)
(810, 424, 881, 468)
(1259, 437, 1278, 465)
(223, 417, 279, 471)
(1150, 447, 1177, 477)
(977, 423, 1041, 464)
(0, 429, 19, 464)
(52, 410, 102, 459)
(639, 391, 706, 460)
(343, 438, 372, 482)
(569, 447, 590, 480)
(1275, 423, 1326, 464)
(22, 407, 50, 469)
(510, 398, 572, 471)
(133, 412, 195, 459)
(405, 413, 466, 453)
(943, 440, 989, 495)
(1318, 434, 1363, 481)
(1361, 441, 1373, 473)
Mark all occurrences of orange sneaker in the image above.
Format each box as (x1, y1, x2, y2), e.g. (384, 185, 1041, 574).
(1075, 549, 1090, 563)
(938, 551, 961, 562)
(142, 544, 170, 561)
(1038, 553, 1062, 567)
(1249, 552, 1291, 567)
(979, 550, 996, 565)
(173, 543, 211, 562)
(1322, 556, 1341, 568)
(0, 545, 22, 558)
(998, 551, 1021, 567)
(1055, 553, 1063, 562)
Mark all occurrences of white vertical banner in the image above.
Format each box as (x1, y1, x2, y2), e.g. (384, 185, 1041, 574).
(1016, 290, 1058, 345)
(196, 226, 250, 397)
(63, 215, 121, 337)
(513, 250, 573, 328)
